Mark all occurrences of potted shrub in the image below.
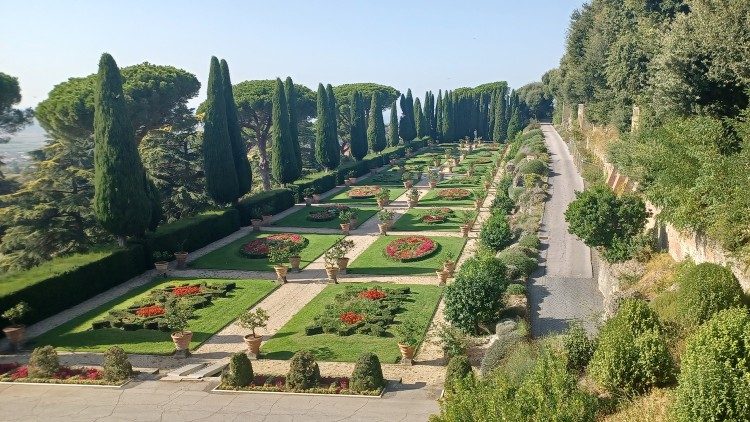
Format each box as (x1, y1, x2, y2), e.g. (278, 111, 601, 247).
(376, 188, 391, 208)
(174, 239, 189, 270)
(250, 207, 263, 231)
(333, 239, 355, 273)
(261, 204, 274, 225)
(152, 251, 171, 276)
(303, 188, 315, 206)
(436, 269, 450, 285)
(402, 171, 413, 189)
(167, 300, 194, 357)
(287, 241, 305, 273)
(339, 209, 353, 235)
(395, 319, 424, 365)
(377, 209, 394, 235)
(459, 211, 476, 237)
(268, 243, 291, 283)
(407, 188, 420, 208)
(347, 171, 357, 185)
(2, 302, 30, 350)
(473, 189, 486, 209)
(348, 208, 358, 227)
(239, 307, 269, 359)
(428, 170, 440, 188)
(442, 251, 456, 276)
(324, 250, 339, 283)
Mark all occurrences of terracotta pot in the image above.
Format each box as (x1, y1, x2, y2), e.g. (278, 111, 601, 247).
(174, 252, 188, 270)
(443, 261, 456, 276)
(340, 223, 350, 235)
(262, 215, 272, 225)
(312, 194, 321, 203)
(304, 197, 312, 206)
(337, 257, 349, 273)
(378, 223, 388, 235)
(154, 261, 169, 276)
(398, 343, 416, 361)
(344, 179, 352, 187)
(460, 224, 471, 237)
(325, 266, 339, 283)
(3, 325, 25, 346)
(407, 198, 418, 208)
(377, 198, 387, 208)
(429, 180, 437, 188)
(171, 331, 193, 351)
(274, 265, 288, 282)
(436, 270, 449, 285)
(251, 219, 263, 231)
(403, 180, 413, 189)
(244, 334, 262, 358)
(348, 177, 357, 184)
(289, 256, 301, 272)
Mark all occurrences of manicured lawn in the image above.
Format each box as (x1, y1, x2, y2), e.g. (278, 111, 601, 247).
(261, 282, 443, 363)
(415, 188, 478, 207)
(34, 278, 277, 354)
(347, 235, 467, 275)
(436, 175, 483, 188)
(354, 171, 409, 187)
(272, 206, 379, 230)
(325, 186, 406, 205)
(390, 208, 463, 232)
(190, 232, 343, 271)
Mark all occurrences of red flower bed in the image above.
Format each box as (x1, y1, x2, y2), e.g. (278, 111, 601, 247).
(172, 285, 201, 296)
(340, 311, 364, 325)
(241, 233, 308, 258)
(135, 305, 165, 317)
(359, 289, 387, 300)
(347, 185, 382, 199)
(385, 235, 438, 261)
(436, 188, 471, 200)
(247, 374, 351, 393)
(5, 365, 101, 381)
(0, 363, 19, 376)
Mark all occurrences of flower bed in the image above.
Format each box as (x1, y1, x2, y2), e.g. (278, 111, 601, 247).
(217, 374, 382, 396)
(347, 185, 382, 199)
(436, 188, 472, 200)
(306, 205, 350, 222)
(304, 286, 412, 337)
(420, 207, 455, 224)
(385, 235, 438, 262)
(240, 233, 309, 258)
(90, 281, 236, 332)
(0, 364, 121, 386)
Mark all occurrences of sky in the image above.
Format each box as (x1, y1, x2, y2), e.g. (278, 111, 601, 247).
(1, 0, 583, 109)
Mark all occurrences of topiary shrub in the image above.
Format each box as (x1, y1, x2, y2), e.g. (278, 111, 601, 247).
(497, 247, 537, 280)
(480, 214, 513, 252)
(222, 352, 253, 388)
(518, 159, 547, 176)
(350, 352, 384, 392)
(673, 308, 750, 421)
(589, 299, 673, 394)
(563, 323, 595, 374)
(444, 355, 473, 395)
(674, 263, 745, 326)
(28, 345, 59, 378)
(102, 346, 132, 382)
(286, 350, 320, 390)
(444, 256, 509, 334)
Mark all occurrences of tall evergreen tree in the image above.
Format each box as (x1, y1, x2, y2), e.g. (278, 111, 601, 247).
(414, 98, 426, 139)
(315, 83, 339, 170)
(422, 92, 432, 138)
(398, 94, 415, 143)
(92, 53, 152, 245)
(388, 99, 399, 147)
(284, 77, 302, 177)
(325, 84, 340, 168)
(220, 59, 252, 196)
(405, 89, 416, 140)
(349, 91, 368, 160)
(493, 90, 506, 141)
(488, 91, 496, 140)
(367, 93, 386, 153)
(442, 91, 455, 141)
(435, 90, 444, 141)
(202, 57, 240, 204)
(270, 78, 298, 185)
(507, 105, 522, 141)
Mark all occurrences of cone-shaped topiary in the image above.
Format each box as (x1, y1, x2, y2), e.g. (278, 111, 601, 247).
(284, 77, 302, 177)
(222, 352, 253, 388)
(350, 352, 384, 392)
(367, 93, 386, 153)
(414, 97, 427, 139)
(270, 78, 299, 186)
(315, 84, 339, 170)
(93, 53, 152, 244)
(349, 91, 368, 161)
(102, 346, 133, 382)
(220, 59, 252, 196)
(444, 355, 473, 394)
(388, 99, 399, 147)
(28, 345, 59, 378)
(286, 350, 320, 390)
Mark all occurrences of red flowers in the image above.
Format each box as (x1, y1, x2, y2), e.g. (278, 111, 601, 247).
(359, 289, 387, 300)
(241, 233, 308, 258)
(436, 188, 471, 200)
(135, 305, 165, 317)
(173, 285, 201, 296)
(347, 185, 382, 199)
(385, 236, 438, 261)
(340, 311, 364, 325)
(5, 365, 101, 381)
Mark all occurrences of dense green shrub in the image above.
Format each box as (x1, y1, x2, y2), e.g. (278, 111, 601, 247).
(674, 263, 745, 326)
(563, 323, 595, 373)
(505, 283, 526, 296)
(350, 352, 384, 392)
(444, 256, 509, 334)
(102, 346, 133, 382)
(518, 159, 547, 176)
(236, 189, 295, 224)
(491, 192, 515, 215)
(517, 234, 541, 252)
(222, 352, 253, 388)
(28, 345, 59, 378)
(497, 247, 537, 280)
(291, 172, 337, 201)
(673, 308, 750, 421)
(286, 350, 320, 390)
(479, 214, 513, 252)
(589, 299, 674, 393)
(480, 330, 524, 377)
(444, 355, 473, 395)
(145, 209, 240, 254)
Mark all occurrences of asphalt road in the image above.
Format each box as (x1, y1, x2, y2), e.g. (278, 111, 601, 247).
(529, 124, 603, 337)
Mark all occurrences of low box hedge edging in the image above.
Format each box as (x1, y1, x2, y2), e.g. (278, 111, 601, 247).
(144, 209, 240, 254)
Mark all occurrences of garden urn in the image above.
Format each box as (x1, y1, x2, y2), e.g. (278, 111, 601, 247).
(460, 224, 471, 237)
(244, 334, 263, 359)
(443, 261, 456, 276)
(408, 198, 418, 208)
(174, 252, 188, 270)
(344, 179, 352, 187)
(312, 194, 321, 204)
(398, 343, 416, 364)
(429, 180, 437, 189)
(436, 270, 449, 286)
(2, 325, 25, 349)
(251, 219, 263, 231)
(340, 223, 350, 235)
(349, 217, 357, 228)
(154, 261, 169, 276)
(378, 223, 388, 235)
(337, 257, 350, 274)
(171, 331, 193, 353)
(274, 265, 288, 283)
(289, 256, 301, 272)
(325, 266, 339, 283)
(261, 214, 273, 225)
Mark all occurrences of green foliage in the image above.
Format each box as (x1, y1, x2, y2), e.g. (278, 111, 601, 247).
(102, 346, 133, 382)
(674, 263, 745, 326)
(92, 53, 153, 240)
(270, 78, 299, 185)
(479, 329, 524, 377)
(444, 355, 473, 395)
(479, 214, 513, 252)
(286, 350, 320, 390)
(145, 209, 240, 256)
(563, 322, 595, 373)
(505, 284, 526, 296)
(388, 99, 399, 147)
(28, 345, 60, 378)
(496, 247, 537, 280)
(284, 77, 302, 176)
(518, 158, 547, 176)
(349, 91, 368, 160)
(165, 299, 193, 333)
(444, 256, 508, 334)
(239, 308, 269, 337)
(367, 93, 387, 153)
(395, 318, 425, 347)
(399, 93, 416, 142)
(518, 234, 541, 251)
(1, 301, 29, 325)
(223, 352, 253, 388)
(589, 299, 674, 394)
(220, 59, 252, 196)
(237, 189, 295, 225)
(0, 71, 33, 145)
(673, 308, 750, 421)
(350, 352, 384, 392)
(315, 84, 340, 170)
(414, 97, 427, 138)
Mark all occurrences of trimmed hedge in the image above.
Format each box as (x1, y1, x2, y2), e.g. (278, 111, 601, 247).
(236, 189, 295, 225)
(144, 209, 240, 254)
(291, 172, 337, 202)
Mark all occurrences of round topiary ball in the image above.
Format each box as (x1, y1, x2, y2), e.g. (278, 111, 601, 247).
(286, 350, 320, 390)
(222, 352, 253, 388)
(350, 352, 384, 392)
(675, 263, 745, 326)
(102, 346, 133, 382)
(28, 345, 60, 378)
(444, 355, 473, 394)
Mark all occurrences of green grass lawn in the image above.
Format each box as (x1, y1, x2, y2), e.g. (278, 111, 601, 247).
(325, 186, 406, 205)
(390, 208, 463, 232)
(415, 188, 478, 207)
(260, 282, 443, 363)
(190, 232, 343, 271)
(34, 278, 278, 354)
(272, 206, 378, 230)
(347, 235, 466, 275)
(436, 175, 483, 188)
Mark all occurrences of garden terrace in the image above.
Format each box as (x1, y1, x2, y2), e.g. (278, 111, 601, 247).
(416, 188, 477, 207)
(390, 208, 463, 232)
(271, 206, 379, 230)
(347, 235, 466, 275)
(324, 186, 406, 206)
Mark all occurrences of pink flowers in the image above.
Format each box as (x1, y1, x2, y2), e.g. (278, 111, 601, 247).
(4, 365, 102, 381)
(347, 186, 382, 199)
(436, 188, 471, 200)
(385, 236, 438, 261)
(241, 233, 308, 258)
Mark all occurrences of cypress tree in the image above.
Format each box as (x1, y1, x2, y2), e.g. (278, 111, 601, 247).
(325, 84, 340, 169)
(442, 91, 454, 141)
(284, 77, 302, 177)
(488, 91, 496, 140)
(349, 91, 368, 160)
(202, 56, 239, 204)
(220, 59, 252, 197)
(388, 99, 399, 147)
(93, 53, 152, 245)
(493, 90, 506, 141)
(414, 98, 426, 139)
(422, 92, 432, 138)
(367, 93, 386, 153)
(405, 89, 416, 140)
(435, 90, 443, 141)
(271, 78, 298, 185)
(398, 94, 414, 143)
(507, 106, 522, 141)
(315, 83, 339, 170)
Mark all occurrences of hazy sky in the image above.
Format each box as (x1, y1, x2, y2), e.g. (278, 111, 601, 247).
(1, 0, 583, 109)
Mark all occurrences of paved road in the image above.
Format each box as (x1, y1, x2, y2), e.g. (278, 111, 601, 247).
(529, 124, 603, 337)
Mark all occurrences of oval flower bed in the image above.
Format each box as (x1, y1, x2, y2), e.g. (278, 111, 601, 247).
(240, 233, 309, 258)
(347, 185, 382, 199)
(436, 188, 471, 200)
(385, 236, 438, 262)
(421, 207, 455, 224)
(0, 364, 111, 385)
(306, 205, 350, 222)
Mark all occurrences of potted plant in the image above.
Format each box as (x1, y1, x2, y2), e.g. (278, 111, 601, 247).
(436, 269, 450, 285)
(333, 239, 355, 273)
(347, 171, 357, 185)
(395, 319, 424, 365)
(402, 171, 413, 189)
(239, 308, 269, 359)
(174, 238, 189, 270)
(167, 299, 194, 357)
(467, 163, 475, 177)
(428, 170, 440, 188)
(323, 250, 339, 283)
(348, 208, 358, 227)
(442, 251, 456, 276)
(303, 188, 315, 206)
(459, 211, 476, 237)
(407, 188, 420, 208)
(2, 302, 30, 350)
(287, 241, 305, 273)
(152, 251, 171, 276)
(376, 188, 390, 208)
(261, 204, 274, 225)
(250, 207, 263, 231)
(377, 209, 394, 235)
(473, 189, 486, 210)
(268, 243, 291, 283)
(339, 209, 353, 235)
